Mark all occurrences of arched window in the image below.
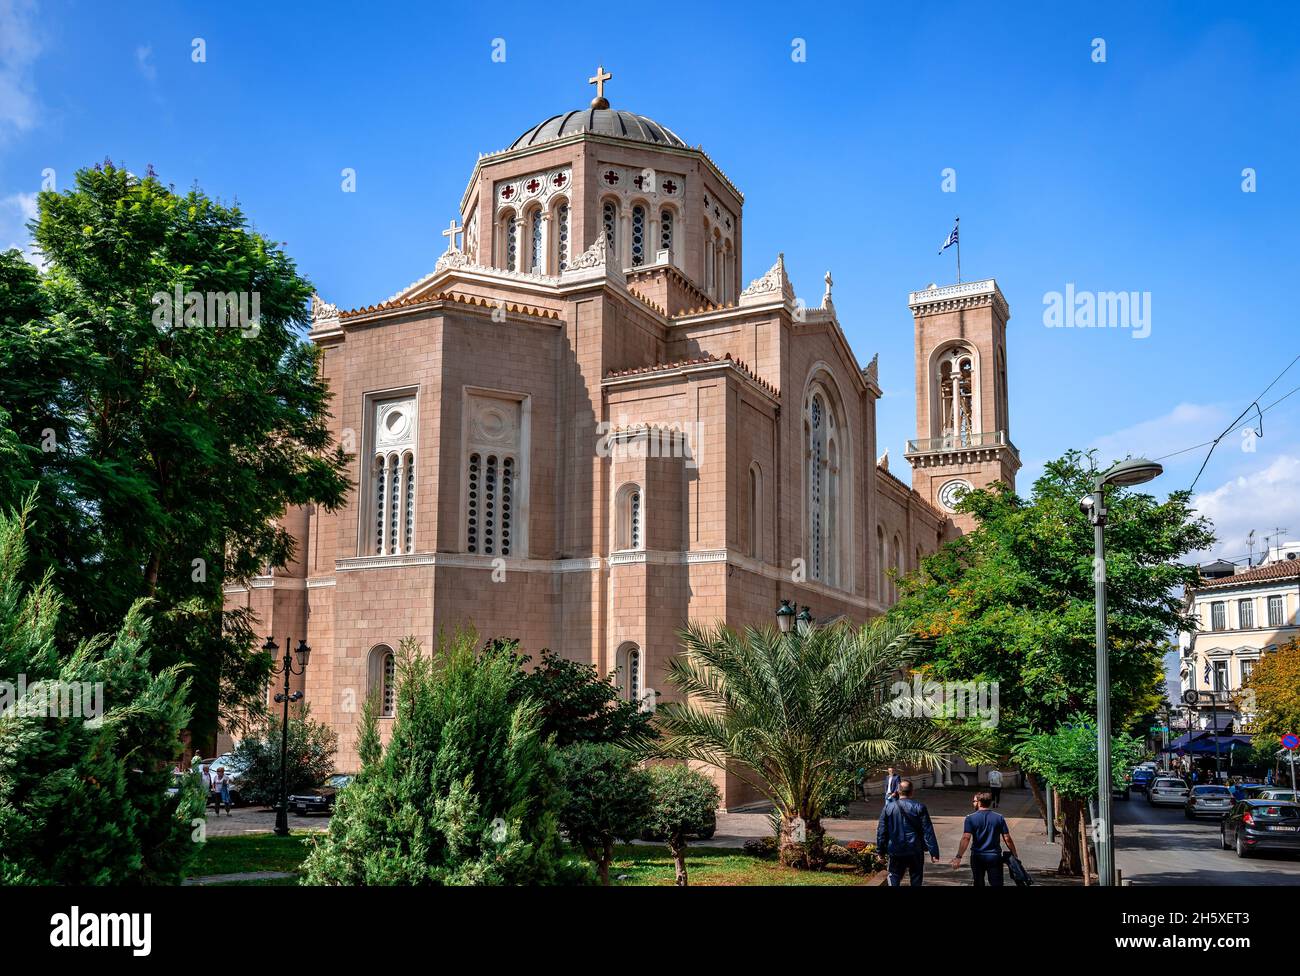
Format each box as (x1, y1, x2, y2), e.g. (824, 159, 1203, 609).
(618, 642, 643, 705)
(527, 207, 543, 272)
(602, 199, 618, 260)
(876, 525, 886, 601)
(369, 396, 417, 556)
(893, 534, 903, 602)
(552, 199, 570, 271)
(403, 451, 415, 553)
(369, 645, 396, 718)
(631, 204, 646, 266)
(464, 392, 526, 558)
(497, 209, 518, 271)
(748, 463, 762, 559)
(935, 344, 977, 446)
(659, 208, 674, 263)
(615, 483, 643, 551)
(805, 381, 846, 587)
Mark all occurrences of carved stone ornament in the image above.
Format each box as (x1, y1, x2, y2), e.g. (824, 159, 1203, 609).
(310, 293, 339, 326)
(740, 253, 795, 303)
(568, 229, 611, 271)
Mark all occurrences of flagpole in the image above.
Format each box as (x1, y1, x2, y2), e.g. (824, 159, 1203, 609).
(955, 217, 961, 283)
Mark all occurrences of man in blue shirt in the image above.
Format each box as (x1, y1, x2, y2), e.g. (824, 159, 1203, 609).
(883, 766, 901, 804)
(951, 792, 1019, 886)
(876, 779, 940, 886)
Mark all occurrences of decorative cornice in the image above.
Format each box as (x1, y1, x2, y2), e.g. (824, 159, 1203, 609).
(739, 252, 795, 307)
(908, 279, 1010, 321)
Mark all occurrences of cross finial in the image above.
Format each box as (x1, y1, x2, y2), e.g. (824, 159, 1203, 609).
(588, 64, 612, 109)
(442, 217, 463, 252)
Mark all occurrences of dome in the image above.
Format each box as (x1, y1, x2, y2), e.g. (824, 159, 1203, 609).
(510, 108, 688, 151)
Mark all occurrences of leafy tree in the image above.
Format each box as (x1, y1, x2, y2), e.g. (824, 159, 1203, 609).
(301, 633, 573, 886)
(644, 764, 720, 886)
(1244, 638, 1300, 744)
(556, 743, 653, 885)
(499, 643, 655, 747)
(0, 164, 352, 751)
(0, 503, 204, 884)
(1014, 713, 1146, 876)
(229, 704, 339, 806)
(893, 450, 1213, 811)
(653, 616, 991, 869)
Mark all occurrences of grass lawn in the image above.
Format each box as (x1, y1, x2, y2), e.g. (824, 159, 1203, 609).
(186, 834, 878, 886)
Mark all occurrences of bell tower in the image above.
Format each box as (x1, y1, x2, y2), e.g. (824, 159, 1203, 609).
(904, 279, 1019, 534)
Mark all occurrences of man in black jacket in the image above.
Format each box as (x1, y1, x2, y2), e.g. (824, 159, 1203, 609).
(876, 779, 940, 886)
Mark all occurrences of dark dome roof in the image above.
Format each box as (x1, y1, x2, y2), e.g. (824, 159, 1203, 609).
(510, 109, 687, 150)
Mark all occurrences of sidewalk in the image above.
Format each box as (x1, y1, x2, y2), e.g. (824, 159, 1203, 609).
(199, 805, 329, 837)
(707, 786, 1075, 886)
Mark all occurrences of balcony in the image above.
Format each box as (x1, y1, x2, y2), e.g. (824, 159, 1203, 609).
(905, 430, 1018, 459)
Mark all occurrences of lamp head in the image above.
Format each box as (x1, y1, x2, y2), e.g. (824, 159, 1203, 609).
(775, 599, 795, 634)
(1097, 457, 1163, 490)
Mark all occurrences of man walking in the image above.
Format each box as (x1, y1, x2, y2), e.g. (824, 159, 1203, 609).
(883, 766, 901, 803)
(987, 768, 1003, 807)
(951, 792, 1018, 887)
(877, 779, 940, 886)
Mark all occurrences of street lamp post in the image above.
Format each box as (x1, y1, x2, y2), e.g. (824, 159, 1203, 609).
(263, 636, 311, 837)
(1081, 457, 1163, 887)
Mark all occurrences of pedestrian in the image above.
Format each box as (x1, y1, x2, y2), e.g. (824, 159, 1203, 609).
(987, 768, 1003, 807)
(951, 792, 1019, 887)
(213, 766, 232, 815)
(883, 766, 901, 804)
(191, 749, 203, 774)
(876, 779, 940, 886)
(1191, 768, 1199, 785)
(199, 761, 214, 811)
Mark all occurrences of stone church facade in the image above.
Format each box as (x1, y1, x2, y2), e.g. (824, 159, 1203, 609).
(224, 73, 1019, 806)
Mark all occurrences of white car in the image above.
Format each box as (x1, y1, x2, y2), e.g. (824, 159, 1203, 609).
(1148, 777, 1190, 807)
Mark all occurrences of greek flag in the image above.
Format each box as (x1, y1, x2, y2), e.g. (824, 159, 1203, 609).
(939, 219, 959, 253)
(1203, 660, 1212, 684)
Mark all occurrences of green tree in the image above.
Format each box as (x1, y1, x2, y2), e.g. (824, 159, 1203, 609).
(229, 704, 339, 806)
(1013, 714, 1146, 876)
(0, 503, 204, 884)
(644, 764, 720, 886)
(556, 743, 654, 885)
(1244, 638, 1300, 744)
(653, 617, 991, 869)
(301, 633, 572, 886)
(893, 450, 1212, 808)
(0, 164, 352, 751)
(504, 643, 656, 747)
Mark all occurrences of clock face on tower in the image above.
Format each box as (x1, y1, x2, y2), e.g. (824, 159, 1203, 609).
(937, 478, 973, 513)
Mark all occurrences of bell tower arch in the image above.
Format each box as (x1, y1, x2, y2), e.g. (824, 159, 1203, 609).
(904, 279, 1018, 534)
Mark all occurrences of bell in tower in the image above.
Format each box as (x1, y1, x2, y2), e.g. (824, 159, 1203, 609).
(903, 279, 1019, 535)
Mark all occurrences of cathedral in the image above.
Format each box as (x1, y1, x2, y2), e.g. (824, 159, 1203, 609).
(223, 69, 1019, 806)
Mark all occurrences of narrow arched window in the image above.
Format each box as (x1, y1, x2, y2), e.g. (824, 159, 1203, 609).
(369, 645, 396, 718)
(373, 455, 387, 554)
(893, 534, 903, 601)
(528, 208, 543, 272)
(505, 214, 518, 271)
(403, 451, 415, 553)
(615, 483, 644, 551)
(748, 464, 761, 559)
(876, 526, 886, 602)
(631, 205, 646, 266)
(659, 208, 673, 261)
(619, 644, 643, 705)
(554, 201, 570, 271)
(603, 200, 618, 258)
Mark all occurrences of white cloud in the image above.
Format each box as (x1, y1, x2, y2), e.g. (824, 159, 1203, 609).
(1090, 401, 1227, 464)
(1191, 454, 1300, 562)
(0, 191, 42, 265)
(135, 44, 156, 83)
(0, 0, 41, 142)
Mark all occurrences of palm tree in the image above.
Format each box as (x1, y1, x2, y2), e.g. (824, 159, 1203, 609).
(653, 615, 992, 869)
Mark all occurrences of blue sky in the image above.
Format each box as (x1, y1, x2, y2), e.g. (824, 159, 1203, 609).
(3, 0, 1300, 565)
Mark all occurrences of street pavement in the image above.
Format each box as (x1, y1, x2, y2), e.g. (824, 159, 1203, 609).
(710, 786, 1074, 886)
(200, 805, 328, 837)
(1115, 791, 1300, 885)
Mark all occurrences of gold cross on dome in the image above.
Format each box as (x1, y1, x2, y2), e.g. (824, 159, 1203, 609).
(588, 64, 612, 108)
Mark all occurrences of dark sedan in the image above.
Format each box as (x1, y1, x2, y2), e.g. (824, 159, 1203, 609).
(1220, 799, 1300, 858)
(287, 774, 354, 816)
(1185, 784, 1234, 819)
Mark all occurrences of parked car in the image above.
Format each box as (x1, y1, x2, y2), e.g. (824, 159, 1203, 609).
(1254, 788, 1298, 802)
(1185, 784, 1233, 819)
(1131, 767, 1157, 793)
(1221, 800, 1300, 858)
(287, 774, 354, 816)
(1148, 777, 1190, 807)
